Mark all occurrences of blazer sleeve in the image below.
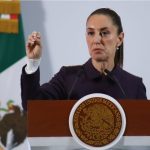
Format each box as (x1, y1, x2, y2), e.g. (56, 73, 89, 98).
(21, 66, 67, 110)
(136, 78, 147, 99)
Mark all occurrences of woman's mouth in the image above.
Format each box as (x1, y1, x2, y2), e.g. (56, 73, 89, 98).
(93, 48, 104, 53)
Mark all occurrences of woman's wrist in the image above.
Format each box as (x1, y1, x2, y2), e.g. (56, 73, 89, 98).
(25, 57, 41, 74)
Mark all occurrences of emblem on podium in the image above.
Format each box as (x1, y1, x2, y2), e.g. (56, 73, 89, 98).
(69, 93, 126, 150)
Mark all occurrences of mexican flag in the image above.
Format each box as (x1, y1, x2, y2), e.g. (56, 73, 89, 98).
(0, 0, 26, 108)
(0, 1, 30, 149)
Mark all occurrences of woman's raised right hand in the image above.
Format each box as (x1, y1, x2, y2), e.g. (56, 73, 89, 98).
(26, 31, 42, 59)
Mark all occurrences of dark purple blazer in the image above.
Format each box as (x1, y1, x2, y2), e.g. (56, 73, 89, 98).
(21, 59, 147, 110)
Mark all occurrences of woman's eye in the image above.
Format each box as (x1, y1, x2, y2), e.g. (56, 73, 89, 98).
(100, 31, 109, 37)
(87, 31, 94, 36)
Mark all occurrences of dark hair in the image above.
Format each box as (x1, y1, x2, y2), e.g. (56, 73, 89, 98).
(87, 8, 124, 67)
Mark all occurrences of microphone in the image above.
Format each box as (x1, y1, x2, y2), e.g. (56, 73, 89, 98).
(67, 68, 83, 99)
(104, 69, 126, 98)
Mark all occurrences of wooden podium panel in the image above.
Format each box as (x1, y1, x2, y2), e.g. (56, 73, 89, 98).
(27, 100, 150, 137)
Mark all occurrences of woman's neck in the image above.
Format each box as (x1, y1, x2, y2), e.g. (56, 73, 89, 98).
(92, 59, 115, 74)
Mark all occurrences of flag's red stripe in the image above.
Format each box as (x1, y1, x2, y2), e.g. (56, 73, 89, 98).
(10, 14, 18, 19)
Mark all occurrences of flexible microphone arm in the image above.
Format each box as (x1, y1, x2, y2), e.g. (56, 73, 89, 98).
(104, 69, 126, 98)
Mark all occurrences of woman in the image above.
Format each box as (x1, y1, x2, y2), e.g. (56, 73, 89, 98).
(21, 8, 147, 110)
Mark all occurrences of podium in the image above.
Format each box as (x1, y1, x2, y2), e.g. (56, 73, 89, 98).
(27, 100, 150, 149)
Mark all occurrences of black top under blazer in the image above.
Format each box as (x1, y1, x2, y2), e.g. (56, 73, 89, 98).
(21, 59, 147, 110)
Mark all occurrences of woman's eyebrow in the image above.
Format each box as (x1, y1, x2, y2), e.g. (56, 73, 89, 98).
(99, 27, 109, 31)
(86, 27, 109, 31)
(86, 27, 94, 30)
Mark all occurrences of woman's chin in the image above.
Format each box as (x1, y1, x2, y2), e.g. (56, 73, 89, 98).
(92, 55, 108, 62)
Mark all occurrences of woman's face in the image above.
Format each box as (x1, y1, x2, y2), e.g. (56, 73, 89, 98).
(86, 14, 124, 64)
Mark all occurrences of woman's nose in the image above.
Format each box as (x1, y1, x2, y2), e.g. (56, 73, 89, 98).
(93, 34, 102, 44)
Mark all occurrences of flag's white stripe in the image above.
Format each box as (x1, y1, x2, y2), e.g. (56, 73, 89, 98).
(0, 14, 10, 19)
(0, 58, 31, 150)
(0, 57, 26, 108)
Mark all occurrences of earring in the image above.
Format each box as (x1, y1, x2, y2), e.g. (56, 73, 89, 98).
(116, 46, 119, 50)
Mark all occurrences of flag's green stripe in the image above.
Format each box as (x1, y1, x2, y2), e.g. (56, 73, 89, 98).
(0, 15, 26, 73)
